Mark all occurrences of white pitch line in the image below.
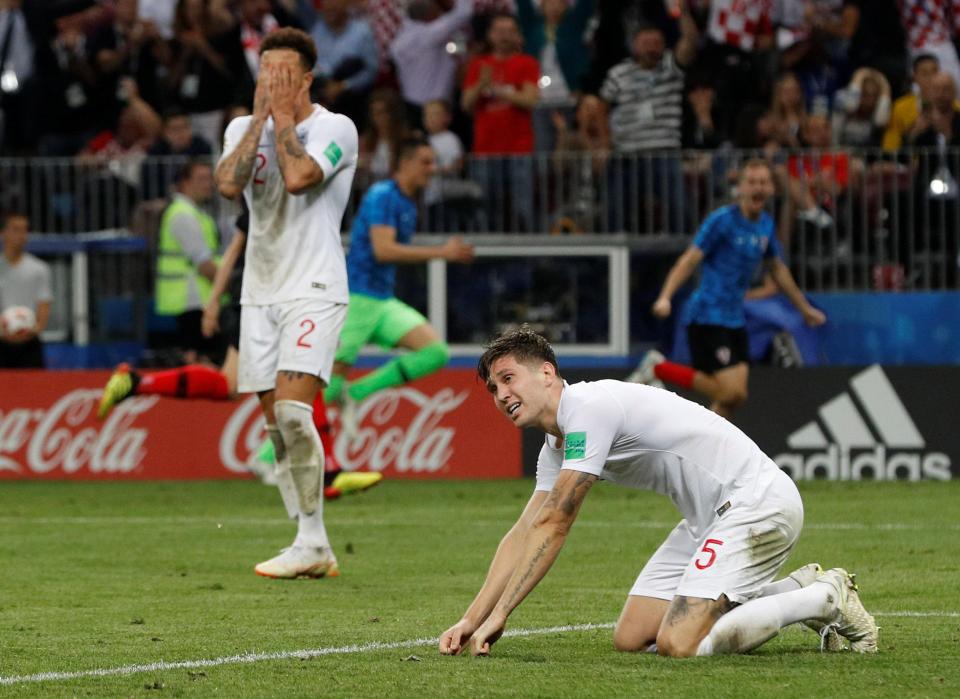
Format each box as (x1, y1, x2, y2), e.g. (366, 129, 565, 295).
(1, 516, 958, 532)
(0, 622, 614, 686)
(0, 612, 957, 687)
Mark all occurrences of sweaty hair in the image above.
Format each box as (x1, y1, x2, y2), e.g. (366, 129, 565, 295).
(260, 27, 318, 72)
(477, 325, 560, 390)
(394, 134, 430, 169)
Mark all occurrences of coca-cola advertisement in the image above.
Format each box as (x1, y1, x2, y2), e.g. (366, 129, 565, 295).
(0, 370, 521, 480)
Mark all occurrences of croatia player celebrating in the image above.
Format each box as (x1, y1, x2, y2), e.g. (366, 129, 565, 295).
(439, 327, 877, 658)
(628, 159, 826, 419)
(215, 28, 357, 579)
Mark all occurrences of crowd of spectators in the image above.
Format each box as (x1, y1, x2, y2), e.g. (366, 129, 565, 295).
(1, 0, 959, 243)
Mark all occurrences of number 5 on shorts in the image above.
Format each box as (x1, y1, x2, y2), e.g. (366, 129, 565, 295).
(694, 538, 724, 570)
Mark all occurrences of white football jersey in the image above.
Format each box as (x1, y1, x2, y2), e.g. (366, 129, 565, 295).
(536, 380, 783, 538)
(220, 106, 358, 306)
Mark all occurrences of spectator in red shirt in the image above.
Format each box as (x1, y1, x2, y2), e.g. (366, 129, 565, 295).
(462, 12, 540, 154)
(462, 12, 540, 230)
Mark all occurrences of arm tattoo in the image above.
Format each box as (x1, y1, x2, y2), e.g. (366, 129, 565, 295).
(504, 535, 552, 609)
(218, 121, 263, 189)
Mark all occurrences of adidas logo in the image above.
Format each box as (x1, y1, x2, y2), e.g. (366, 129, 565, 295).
(774, 365, 952, 481)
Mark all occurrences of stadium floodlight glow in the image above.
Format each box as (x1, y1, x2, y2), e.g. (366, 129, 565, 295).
(928, 166, 957, 200)
(0, 69, 18, 93)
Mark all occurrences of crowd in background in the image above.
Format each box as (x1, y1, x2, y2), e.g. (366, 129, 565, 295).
(1, 0, 959, 243)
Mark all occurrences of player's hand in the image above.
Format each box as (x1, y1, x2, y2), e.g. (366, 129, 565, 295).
(201, 302, 220, 338)
(802, 306, 826, 327)
(269, 64, 302, 118)
(439, 619, 477, 655)
(470, 612, 506, 656)
(253, 67, 272, 121)
(652, 297, 672, 319)
(442, 236, 475, 263)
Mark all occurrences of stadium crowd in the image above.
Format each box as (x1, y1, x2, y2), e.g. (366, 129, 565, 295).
(0, 1, 958, 261)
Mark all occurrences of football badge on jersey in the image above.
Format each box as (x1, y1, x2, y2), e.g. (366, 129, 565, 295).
(716, 346, 731, 366)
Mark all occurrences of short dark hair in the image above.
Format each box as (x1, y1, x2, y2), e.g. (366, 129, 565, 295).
(739, 157, 772, 178)
(913, 53, 939, 72)
(0, 211, 28, 231)
(176, 159, 212, 184)
(162, 106, 189, 123)
(394, 134, 431, 169)
(478, 325, 560, 390)
(486, 11, 519, 30)
(260, 27, 318, 72)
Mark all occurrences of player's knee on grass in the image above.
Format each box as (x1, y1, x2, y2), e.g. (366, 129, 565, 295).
(612, 623, 657, 653)
(275, 400, 324, 515)
(655, 629, 702, 658)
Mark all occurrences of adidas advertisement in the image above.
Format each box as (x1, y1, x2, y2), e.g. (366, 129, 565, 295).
(734, 365, 954, 481)
(542, 366, 956, 482)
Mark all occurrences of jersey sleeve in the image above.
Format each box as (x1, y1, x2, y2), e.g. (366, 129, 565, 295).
(693, 210, 724, 256)
(219, 116, 250, 163)
(535, 440, 562, 492)
(366, 187, 399, 229)
(305, 114, 359, 183)
(36, 260, 53, 303)
(559, 387, 624, 478)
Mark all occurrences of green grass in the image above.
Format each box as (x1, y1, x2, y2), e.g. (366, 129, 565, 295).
(0, 479, 958, 697)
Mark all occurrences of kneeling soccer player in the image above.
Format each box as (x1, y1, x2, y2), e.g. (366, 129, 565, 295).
(439, 327, 877, 657)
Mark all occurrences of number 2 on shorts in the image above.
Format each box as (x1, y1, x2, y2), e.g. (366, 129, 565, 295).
(694, 538, 724, 570)
(296, 319, 316, 348)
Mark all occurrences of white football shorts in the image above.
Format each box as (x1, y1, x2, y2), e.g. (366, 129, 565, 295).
(238, 298, 348, 393)
(629, 469, 804, 605)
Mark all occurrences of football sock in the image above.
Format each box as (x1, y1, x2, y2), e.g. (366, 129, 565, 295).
(346, 342, 449, 403)
(653, 361, 696, 390)
(275, 400, 329, 549)
(696, 583, 835, 655)
(266, 424, 298, 519)
(138, 365, 229, 400)
(759, 576, 803, 597)
(311, 392, 341, 480)
(323, 373, 346, 404)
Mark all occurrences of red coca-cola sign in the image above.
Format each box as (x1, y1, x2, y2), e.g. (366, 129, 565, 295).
(0, 370, 521, 480)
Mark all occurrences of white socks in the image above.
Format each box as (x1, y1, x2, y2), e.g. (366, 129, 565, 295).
(696, 582, 837, 656)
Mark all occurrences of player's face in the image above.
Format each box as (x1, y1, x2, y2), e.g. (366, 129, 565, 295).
(405, 146, 437, 189)
(1, 217, 28, 255)
(259, 49, 311, 88)
(487, 355, 550, 428)
(738, 165, 774, 217)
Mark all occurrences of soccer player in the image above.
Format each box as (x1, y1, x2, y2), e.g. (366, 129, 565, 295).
(439, 327, 878, 658)
(215, 27, 357, 579)
(626, 159, 826, 419)
(324, 135, 475, 437)
(97, 208, 381, 500)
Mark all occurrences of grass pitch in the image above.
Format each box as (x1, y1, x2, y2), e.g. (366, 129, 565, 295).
(0, 478, 958, 697)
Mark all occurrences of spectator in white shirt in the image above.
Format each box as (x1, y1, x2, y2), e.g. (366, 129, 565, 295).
(390, 0, 474, 129)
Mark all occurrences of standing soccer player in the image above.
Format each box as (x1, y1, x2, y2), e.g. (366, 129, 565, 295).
(324, 136, 474, 436)
(215, 28, 358, 579)
(439, 327, 878, 658)
(627, 159, 826, 418)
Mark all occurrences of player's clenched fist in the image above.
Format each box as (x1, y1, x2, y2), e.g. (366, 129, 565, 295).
(652, 297, 672, 319)
(439, 619, 476, 655)
(441, 236, 475, 263)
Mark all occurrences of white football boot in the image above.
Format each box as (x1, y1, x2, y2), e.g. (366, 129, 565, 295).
(255, 546, 340, 579)
(626, 349, 666, 388)
(815, 568, 879, 653)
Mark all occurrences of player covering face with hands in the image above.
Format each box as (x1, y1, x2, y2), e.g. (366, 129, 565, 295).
(215, 28, 359, 579)
(439, 327, 877, 658)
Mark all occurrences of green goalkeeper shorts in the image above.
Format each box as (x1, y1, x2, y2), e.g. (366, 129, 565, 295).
(334, 293, 428, 365)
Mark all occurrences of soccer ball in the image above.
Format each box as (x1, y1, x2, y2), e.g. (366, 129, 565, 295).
(1, 305, 36, 336)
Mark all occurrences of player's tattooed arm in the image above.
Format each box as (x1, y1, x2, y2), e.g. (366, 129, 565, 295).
(215, 119, 266, 200)
(500, 470, 596, 614)
(469, 470, 596, 655)
(273, 119, 325, 194)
